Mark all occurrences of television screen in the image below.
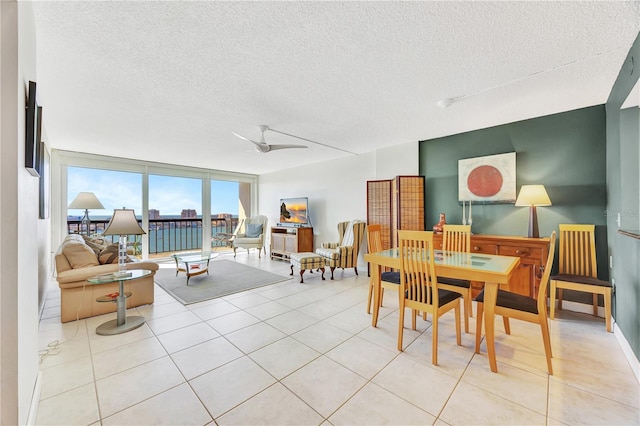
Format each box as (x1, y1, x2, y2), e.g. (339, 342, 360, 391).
(279, 197, 309, 226)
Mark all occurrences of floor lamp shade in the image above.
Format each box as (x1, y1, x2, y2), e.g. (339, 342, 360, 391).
(515, 185, 552, 238)
(103, 209, 146, 276)
(68, 192, 104, 235)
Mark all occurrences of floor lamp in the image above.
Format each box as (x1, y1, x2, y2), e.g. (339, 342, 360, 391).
(103, 208, 146, 277)
(515, 185, 552, 238)
(68, 192, 104, 235)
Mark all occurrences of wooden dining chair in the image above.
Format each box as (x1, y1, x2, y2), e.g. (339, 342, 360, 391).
(550, 224, 612, 332)
(397, 230, 462, 366)
(366, 224, 400, 314)
(475, 231, 557, 374)
(438, 224, 473, 333)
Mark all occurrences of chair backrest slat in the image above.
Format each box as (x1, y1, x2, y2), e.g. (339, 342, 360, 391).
(558, 224, 597, 278)
(399, 230, 437, 306)
(537, 231, 557, 314)
(367, 224, 383, 254)
(442, 224, 471, 253)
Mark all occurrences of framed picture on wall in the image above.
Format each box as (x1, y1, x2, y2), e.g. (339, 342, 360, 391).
(458, 152, 516, 203)
(39, 141, 50, 219)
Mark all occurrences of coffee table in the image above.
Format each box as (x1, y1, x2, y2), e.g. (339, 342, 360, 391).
(88, 269, 152, 335)
(172, 252, 215, 285)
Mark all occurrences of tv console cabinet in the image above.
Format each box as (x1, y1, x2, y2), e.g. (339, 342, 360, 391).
(270, 226, 314, 261)
(432, 233, 550, 299)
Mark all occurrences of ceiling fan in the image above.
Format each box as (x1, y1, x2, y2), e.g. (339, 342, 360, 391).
(232, 125, 356, 155)
(232, 125, 307, 153)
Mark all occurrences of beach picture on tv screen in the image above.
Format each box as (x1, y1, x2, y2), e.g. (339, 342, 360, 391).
(280, 197, 308, 224)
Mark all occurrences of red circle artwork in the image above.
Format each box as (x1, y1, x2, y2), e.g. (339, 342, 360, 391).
(467, 165, 503, 197)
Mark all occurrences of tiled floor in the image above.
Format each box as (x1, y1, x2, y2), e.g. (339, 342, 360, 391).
(37, 252, 639, 425)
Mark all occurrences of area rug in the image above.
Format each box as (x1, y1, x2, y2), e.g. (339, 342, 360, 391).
(154, 260, 291, 305)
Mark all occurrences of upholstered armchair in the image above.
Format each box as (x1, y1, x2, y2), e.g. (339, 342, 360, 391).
(316, 219, 366, 279)
(233, 215, 268, 258)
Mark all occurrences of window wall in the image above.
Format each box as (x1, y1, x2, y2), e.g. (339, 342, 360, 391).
(53, 150, 258, 260)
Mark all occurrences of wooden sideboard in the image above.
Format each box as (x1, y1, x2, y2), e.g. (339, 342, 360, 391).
(433, 234, 550, 299)
(270, 226, 314, 260)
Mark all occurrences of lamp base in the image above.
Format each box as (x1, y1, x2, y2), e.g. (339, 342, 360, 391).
(528, 205, 540, 238)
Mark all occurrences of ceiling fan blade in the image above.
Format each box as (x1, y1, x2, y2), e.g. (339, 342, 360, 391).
(232, 131, 270, 153)
(267, 144, 308, 151)
(265, 128, 356, 155)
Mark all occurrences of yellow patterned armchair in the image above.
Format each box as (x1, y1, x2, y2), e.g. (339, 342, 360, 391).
(315, 220, 366, 280)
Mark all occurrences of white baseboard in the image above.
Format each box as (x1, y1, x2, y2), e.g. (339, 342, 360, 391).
(614, 323, 640, 383)
(26, 371, 42, 426)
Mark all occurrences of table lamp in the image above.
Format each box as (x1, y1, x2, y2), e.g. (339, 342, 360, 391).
(515, 185, 552, 238)
(103, 208, 146, 278)
(68, 192, 104, 235)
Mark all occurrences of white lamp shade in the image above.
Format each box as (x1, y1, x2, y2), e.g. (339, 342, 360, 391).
(515, 185, 552, 207)
(103, 209, 146, 236)
(68, 192, 104, 209)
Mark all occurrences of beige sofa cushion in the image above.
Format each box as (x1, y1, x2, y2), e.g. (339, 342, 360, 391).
(62, 243, 100, 268)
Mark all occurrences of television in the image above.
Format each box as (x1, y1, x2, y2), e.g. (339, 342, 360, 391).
(25, 81, 41, 177)
(279, 197, 310, 227)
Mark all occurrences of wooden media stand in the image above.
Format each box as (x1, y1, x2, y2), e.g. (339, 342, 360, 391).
(270, 226, 314, 260)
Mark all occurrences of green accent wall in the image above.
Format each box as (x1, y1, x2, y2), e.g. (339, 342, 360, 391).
(606, 31, 640, 361)
(419, 105, 609, 280)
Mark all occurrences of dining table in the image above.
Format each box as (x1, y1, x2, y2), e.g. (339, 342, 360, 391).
(364, 247, 520, 373)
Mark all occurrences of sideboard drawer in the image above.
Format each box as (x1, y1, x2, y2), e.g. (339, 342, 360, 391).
(471, 244, 498, 254)
(498, 245, 542, 260)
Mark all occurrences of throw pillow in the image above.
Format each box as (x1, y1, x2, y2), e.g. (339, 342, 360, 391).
(62, 243, 100, 268)
(82, 235, 108, 255)
(98, 243, 128, 265)
(245, 223, 263, 238)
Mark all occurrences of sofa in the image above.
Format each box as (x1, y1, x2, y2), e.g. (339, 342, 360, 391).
(54, 234, 158, 323)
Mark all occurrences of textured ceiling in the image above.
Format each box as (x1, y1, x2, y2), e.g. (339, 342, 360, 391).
(32, 1, 640, 175)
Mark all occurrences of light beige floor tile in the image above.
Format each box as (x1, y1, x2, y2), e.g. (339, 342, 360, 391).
(258, 281, 311, 300)
(150, 291, 178, 306)
(189, 299, 240, 321)
(96, 356, 184, 418)
(206, 310, 261, 334)
(88, 322, 155, 354)
(282, 355, 367, 417)
(326, 335, 398, 379)
(92, 336, 167, 379)
(156, 322, 220, 354)
(461, 355, 548, 415)
(266, 310, 319, 334)
(402, 330, 474, 379)
(102, 383, 212, 425)
(244, 300, 292, 320)
(190, 356, 276, 418)
(552, 354, 639, 408)
(135, 300, 189, 320)
(227, 292, 274, 309)
(329, 382, 436, 425)
(216, 383, 323, 425)
(249, 336, 320, 379)
(440, 381, 546, 425)
(291, 321, 352, 353)
(36, 383, 100, 426)
(171, 336, 243, 380)
(548, 378, 640, 425)
(146, 310, 203, 334)
(296, 299, 346, 320)
(225, 321, 286, 353)
(373, 353, 459, 417)
(324, 308, 372, 335)
(38, 325, 91, 369)
(39, 355, 94, 400)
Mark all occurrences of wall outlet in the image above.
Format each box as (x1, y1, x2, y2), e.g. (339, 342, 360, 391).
(617, 212, 621, 227)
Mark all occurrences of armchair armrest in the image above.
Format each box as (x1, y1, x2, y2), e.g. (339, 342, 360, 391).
(322, 242, 339, 249)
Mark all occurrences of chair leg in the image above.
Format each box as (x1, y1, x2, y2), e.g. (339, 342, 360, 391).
(557, 288, 563, 310)
(432, 313, 439, 365)
(475, 302, 484, 353)
(592, 293, 598, 316)
(411, 309, 417, 330)
(354, 267, 358, 276)
(380, 288, 385, 307)
(540, 317, 553, 375)
(468, 292, 473, 317)
(463, 293, 470, 334)
(398, 301, 405, 351)
(233, 247, 237, 258)
(503, 316, 511, 335)
(367, 279, 373, 314)
(604, 288, 612, 332)
(454, 302, 461, 346)
(550, 280, 557, 320)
